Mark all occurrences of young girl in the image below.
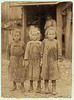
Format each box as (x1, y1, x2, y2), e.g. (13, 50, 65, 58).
(7, 29, 26, 91)
(41, 27, 61, 94)
(24, 27, 42, 93)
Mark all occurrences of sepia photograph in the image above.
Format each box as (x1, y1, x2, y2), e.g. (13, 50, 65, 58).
(1, 1, 73, 98)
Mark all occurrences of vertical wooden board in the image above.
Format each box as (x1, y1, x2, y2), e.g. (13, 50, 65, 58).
(68, 23, 72, 59)
(1, 30, 8, 53)
(69, 24, 72, 59)
(1, 2, 11, 24)
(65, 7, 71, 59)
(56, 4, 62, 52)
(8, 30, 13, 43)
(10, 2, 22, 20)
(22, 7, 30, 43)
(1, 29, 4, 53)
(22, 6, 26, 42)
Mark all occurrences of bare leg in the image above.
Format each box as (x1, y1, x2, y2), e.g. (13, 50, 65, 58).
(52, 80, 56, 95)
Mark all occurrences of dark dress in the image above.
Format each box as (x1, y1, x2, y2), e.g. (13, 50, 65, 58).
(7, 41, 26, 83)
(41, 39, 61, 80)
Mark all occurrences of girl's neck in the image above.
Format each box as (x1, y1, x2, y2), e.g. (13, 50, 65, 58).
(14, 40, 20, 43)
(48, 38, 54, 41)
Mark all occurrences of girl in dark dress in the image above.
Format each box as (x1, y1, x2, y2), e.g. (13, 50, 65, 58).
(41, 27, 61, 94)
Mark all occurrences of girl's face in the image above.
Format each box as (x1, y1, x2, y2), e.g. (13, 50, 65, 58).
(13, 32, 20, 42)
(48, 30, 55, 40)
(31, 31, 38, 41)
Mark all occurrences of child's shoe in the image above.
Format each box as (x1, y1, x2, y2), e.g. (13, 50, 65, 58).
(52, 89, 56, 95)
(28, 80, 33, 92)
(44, 80, 49, 94)
(45, 87, 49, 94)
(10, 85, 16, 91)
(21, 82, 25, 92)
(10, 82, 16, 91)
(19, 85, 25, 92)
(28, 86, 33, 92)
(36, 81, 41, 93)
(52, 80, 56, 95)
(36, 88, 41, 93)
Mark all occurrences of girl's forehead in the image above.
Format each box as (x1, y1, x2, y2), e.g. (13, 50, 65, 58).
(13, 31, 20, 35)
(32, 31, 38, 34)
(48, 29, 55, 33)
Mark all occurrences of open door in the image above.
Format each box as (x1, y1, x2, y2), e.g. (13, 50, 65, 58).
(26, 5, 56, 41)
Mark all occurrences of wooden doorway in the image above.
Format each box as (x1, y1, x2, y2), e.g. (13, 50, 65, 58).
(26, 5, 56, 41)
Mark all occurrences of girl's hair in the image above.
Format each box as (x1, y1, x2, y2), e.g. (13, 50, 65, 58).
(12, 29, 21, 40)
(45, 27, 57, 38)
(29, 27, 41, 40)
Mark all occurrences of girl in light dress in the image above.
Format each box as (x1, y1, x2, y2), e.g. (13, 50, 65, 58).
(24, 27, 42, 93)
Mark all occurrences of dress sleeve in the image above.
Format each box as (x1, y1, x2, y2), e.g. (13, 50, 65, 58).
(57, 41, 62, 59)
(41, 40, 45, 57)
(24, 42, 30, 60)
(22, 42, 26, 54)
(7, 43, 11, 60)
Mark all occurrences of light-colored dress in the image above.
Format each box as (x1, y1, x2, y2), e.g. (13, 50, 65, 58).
(41, 39, 61, 80)
(24, 41, 42, 81)
(7, 41, 25, 83)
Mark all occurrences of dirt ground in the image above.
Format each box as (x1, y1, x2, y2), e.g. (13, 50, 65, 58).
(1, 54, 72, 98)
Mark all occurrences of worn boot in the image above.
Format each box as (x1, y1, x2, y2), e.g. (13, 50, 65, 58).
(36, 80, 41, 93)
(28, 80, 33, 92)
(52, 80, 56, 95)
(20, 82, 25, 92)
(10, 82, 16, 91)
(45, 80, 49, 94)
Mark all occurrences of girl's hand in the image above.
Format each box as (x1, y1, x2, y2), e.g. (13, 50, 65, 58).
(22, 60, 25, 66)
(25, 60, 29, 67)
(58, 59, 61, 66)
(40, 60, 43, 67)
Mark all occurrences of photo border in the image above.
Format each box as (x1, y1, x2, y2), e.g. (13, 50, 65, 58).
(0, 0, 74, 99)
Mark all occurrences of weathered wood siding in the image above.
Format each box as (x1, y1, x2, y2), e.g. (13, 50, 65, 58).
(56, 4, 63, 52)
(1, 2, 22, 53)
(65, 7, 72, 59)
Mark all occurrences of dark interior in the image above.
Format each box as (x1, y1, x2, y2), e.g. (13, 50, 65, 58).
(26, 5, 56, 40)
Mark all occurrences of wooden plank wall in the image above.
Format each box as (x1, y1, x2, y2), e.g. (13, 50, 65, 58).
(56, 4, 63, 53)
(1, 2, 10, 25)
(65, 7, 72, 59)
(10, 2, 22, 20)
(1, 2, 22, 53)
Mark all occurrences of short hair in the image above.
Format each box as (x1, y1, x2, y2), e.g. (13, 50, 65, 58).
(45, 27, 57, 38)
(29, 27, 41, 40)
